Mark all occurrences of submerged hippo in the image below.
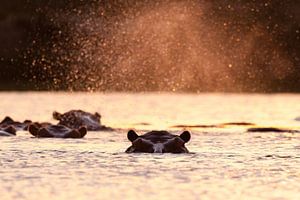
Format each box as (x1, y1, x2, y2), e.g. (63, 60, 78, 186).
(247, 127, 300, 133)
(0, 116, 32, 131)
(53, 110, 112, 131)
(126, 130, 191, 153)
(0, 126, 16, 136)
(28, 123, 87, 138)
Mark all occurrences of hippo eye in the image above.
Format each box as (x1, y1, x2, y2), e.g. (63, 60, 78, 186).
(164, 137, 186, 153)
(132, 138, 154, 153)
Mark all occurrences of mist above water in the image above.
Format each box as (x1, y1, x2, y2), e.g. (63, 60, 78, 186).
(27, 0, 299, 92)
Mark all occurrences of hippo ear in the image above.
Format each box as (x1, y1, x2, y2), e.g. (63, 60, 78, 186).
(28, 124, 39, 137)
(95, 112, 101, 118)
(127, 130, 139, 142)
(1, 116, 14, 123)
(53, 111, 62, 120)
(179, 131, 191, 143)
(23, 120, 32, 124)
(78, 126, 87, 137)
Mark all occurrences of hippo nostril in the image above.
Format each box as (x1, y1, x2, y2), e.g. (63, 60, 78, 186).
(153, 143, 164, 153)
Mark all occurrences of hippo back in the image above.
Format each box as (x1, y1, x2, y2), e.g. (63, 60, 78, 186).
(53, 110, 101, 130)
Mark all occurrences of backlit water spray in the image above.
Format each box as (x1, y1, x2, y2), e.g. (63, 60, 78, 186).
(26, 0, 295, 92)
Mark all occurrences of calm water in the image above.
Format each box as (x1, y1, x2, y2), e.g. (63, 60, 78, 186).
(0, 92, 300, 200)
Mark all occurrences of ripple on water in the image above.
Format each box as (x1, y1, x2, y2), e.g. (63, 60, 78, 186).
(1, 93, 300, 200)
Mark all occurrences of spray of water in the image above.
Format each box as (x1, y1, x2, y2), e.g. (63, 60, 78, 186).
(27, 0, 295, 92)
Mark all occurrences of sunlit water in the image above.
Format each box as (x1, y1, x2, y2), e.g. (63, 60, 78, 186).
(0, 92, 300, 200)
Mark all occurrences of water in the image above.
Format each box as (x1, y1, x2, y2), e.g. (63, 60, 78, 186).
(0, 92, 300, 200)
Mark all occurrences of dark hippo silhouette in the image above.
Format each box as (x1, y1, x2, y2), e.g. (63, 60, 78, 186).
(28, 123, 87, 138)
(171, 122, 255, 129)
(0, 116, 32, 131)
(0, 126, 16, 136)
(53, 110, 113, 131)
(126, 130, 191, 153)
(247, 127, 300, 133)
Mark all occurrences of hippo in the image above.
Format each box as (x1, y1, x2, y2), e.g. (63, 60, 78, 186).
(126, 130, 191, 153)
(28, 123, 87, 138)
(53, 110, 113, 131)
(247, 127, 300, 133)
(0, 116, 32, 131)
(0, 126, 16, 136)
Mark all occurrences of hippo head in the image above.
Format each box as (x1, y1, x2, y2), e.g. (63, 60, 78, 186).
(126, 130, 191, 153)
(53, 110, 102, 130)
(0, 116, 32, 131)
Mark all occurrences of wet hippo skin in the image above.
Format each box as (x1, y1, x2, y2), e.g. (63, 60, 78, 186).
(28, 123, 87, 138)
(0, 116, 32, 131)
(53, 110, 113, 131)
(0, 126, 17, 136)
(126, 130, 191, 153)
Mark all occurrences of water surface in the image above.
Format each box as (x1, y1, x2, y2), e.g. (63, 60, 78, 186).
(1, 92, 300, 200)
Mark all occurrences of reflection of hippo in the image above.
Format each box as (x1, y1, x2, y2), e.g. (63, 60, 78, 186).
(28, 123, 87, 138)
(0, 116, 32, 131)
(126, 130, 191, 153)
(53, 110, 113, 131)
(0, 126, 16, 136)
